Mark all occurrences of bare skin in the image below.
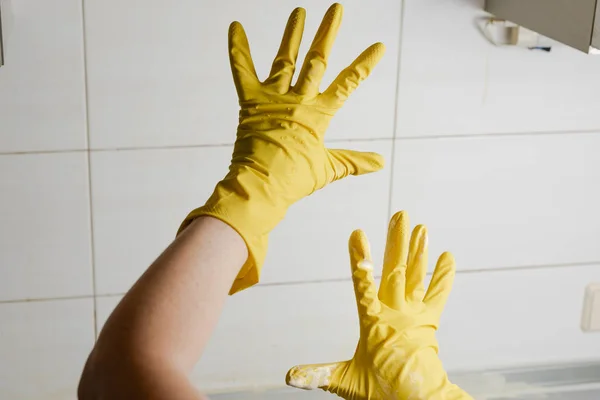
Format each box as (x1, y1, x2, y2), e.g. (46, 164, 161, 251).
(78, 216, 247, 400)
(78, 4, 385, 398)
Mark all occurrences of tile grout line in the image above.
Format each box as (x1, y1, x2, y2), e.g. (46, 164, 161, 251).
(386, 0, 407, 221)
(394, 128, 600, 141)
(0, 294, 97, 304)
(252, 260, 600, 288)
(0, 138, 388, 156)
(3, 128, 600, 156)
(0, 148, 88, 156)
(79, 0, 99, 340)
(2, 259, 597, 304)
(0, 292, 128, 305)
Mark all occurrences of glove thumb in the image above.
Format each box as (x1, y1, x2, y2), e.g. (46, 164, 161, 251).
(286, 361, 344, 391)
(327, 149, 384, 181)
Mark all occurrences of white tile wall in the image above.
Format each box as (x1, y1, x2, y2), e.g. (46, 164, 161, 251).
(397, 0, 600, 137)
(91, 141, 391, 294)
(0, 0, 86, 152)
(0, 152, 92, 301)
(438, 265, 600, 371)
(96, 264, 600, 392)
(83, 0, 400, 149)
(391, 133, 600, 273)
(0, 298, 94, 400)
(90, 146, 231, 294)
(2, 0, 600, 397)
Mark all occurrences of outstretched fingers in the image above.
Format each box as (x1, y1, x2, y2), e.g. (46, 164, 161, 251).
(228, 21, 260, 99)
(406, 225, 428, 303)
(266, 7, 306, 92)
(349, 230, 381, 320)
(379, 211, 410, 309)
(423, 252, 456, 317)
(322, 42, 385, 107)
(294, 3, 343, 97)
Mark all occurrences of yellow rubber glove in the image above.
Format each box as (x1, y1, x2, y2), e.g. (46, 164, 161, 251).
(286, 211, 473, 400)
(178, 3, 386, 294)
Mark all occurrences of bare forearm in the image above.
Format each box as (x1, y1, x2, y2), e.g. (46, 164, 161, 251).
(79, 4, 386, 398)
(79, 217, 247, 399)
(79, 358, 208, 400)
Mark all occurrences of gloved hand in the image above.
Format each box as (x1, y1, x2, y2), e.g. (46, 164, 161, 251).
(178, 3, 386, 294)
(286, 211, 473, 400)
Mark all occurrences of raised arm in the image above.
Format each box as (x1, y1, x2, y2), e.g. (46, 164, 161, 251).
(78, 4, 385, 399)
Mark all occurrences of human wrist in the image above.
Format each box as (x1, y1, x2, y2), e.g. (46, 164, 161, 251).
(177, 170, 289, 294)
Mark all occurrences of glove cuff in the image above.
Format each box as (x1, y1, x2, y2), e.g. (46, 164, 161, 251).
(177, 172, 287, 294)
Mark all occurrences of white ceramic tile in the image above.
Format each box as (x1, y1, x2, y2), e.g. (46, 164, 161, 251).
(262, 140, 392, 284)
(91, 140, 392, 294)
(391, 133, 600, 272)
(0, 298, 95, 400)
(84, 0, 399, 149)
(91, 146, 231, 295)
(396, 0, 600, 137)
(193, 282, 358, 393)
(0, 152, 92, 301)
(438, 265, 600, 371)
(0, 0, 86, 152)
(96, 265, 600, 392)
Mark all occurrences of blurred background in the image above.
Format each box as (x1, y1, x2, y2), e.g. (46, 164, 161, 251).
(1, 0, 600, 398)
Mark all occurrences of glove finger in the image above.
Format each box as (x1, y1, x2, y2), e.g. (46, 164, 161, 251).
(228, 21, 260, 99)
(349, 230, 381, 319)
(406, 225, 428, 303)
(327, 149, 384, 181)
(265, 7, 306, 93)
(294, 3, 343, 97)
(423, 251, 456, 317)
(322, 42, 385, 107)
(286, 362, 344, 390)
(379, 211, 410, 310)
